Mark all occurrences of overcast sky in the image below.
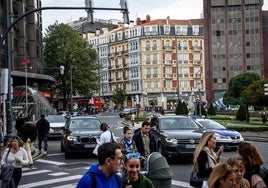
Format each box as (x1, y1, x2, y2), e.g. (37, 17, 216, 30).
(42, 0, 268, 30)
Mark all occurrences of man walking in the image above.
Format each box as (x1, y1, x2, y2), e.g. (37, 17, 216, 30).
(76, 142, 123, 188)
(133, 121, 158, 169)
(36, 114, 50, 155)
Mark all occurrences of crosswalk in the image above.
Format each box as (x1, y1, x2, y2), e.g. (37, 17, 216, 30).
(17, 156, 193, 188)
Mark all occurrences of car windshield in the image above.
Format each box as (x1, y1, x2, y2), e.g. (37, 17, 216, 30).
(46, 115, 66, 123)
(160, 118, 200, 130)
(198, 120, 226, 129)
(70, 119, 100, 130)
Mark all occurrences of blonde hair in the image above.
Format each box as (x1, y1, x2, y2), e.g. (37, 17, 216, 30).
(207, 163, 233, 188)
(226, 157, 245, 171)
(7, 135, 24, 147)
(193, 132, 215, 171)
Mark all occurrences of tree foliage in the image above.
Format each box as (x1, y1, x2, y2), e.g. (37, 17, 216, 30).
(175, 100, 188, 115)
(207, 103, 216, 116)
(242, 79, 268, 106)
(111, 88, 126, 109)
(223, 72, 261, 105)
(43, 23, 101, 109)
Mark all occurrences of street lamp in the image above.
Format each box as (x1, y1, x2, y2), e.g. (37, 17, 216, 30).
(22, 58, 30, 117)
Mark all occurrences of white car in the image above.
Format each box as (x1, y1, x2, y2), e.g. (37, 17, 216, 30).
(46, 115, 66, 137)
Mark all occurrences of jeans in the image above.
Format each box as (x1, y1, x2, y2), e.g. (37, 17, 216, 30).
(38, 134, 49, 151)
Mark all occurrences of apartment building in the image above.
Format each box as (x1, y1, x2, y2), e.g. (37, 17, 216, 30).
(88, 16, 205, 110)
(203, 0, 265, 103)
(0, 0, 54, 88)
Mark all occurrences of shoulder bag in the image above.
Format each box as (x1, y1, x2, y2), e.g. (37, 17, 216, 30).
(189, 171, 207, 187)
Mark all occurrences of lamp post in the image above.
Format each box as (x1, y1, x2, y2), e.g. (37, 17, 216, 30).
(22, 59, 30, 117)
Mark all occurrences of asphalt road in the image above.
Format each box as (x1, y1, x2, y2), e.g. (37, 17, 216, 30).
(14, 113, 268, 188)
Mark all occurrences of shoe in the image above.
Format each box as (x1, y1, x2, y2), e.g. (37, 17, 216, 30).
(44, 151, 47, 155)
(28, 163, 34, 168)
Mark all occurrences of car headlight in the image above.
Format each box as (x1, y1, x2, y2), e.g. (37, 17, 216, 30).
(66, 135, 77, 141)
(215, 133, 230, 140)
(165, 138, 178, 144)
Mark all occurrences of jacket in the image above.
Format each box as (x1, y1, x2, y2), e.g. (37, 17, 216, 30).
(133, 129, 157, 158)
(197, 150, 215, 178)
(36, 118, 50, 135)
(76, 164, 122, 188)
(122, 174, 154, 188)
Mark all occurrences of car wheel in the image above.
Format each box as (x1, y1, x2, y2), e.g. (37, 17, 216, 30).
(60, 142, 65, 152)
(65, 150, 72, 159)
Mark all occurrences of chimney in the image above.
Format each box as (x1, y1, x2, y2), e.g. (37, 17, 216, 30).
(136, 17, 141, 25)
(146, 15, 150, 23)
(166, 16, 170, 25)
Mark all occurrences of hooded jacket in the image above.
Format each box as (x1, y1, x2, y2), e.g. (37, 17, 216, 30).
(122, 174, 154, 188)
(76, 164, 122, 188)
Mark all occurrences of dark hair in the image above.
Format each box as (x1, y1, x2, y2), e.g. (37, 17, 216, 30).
(41, 114, 45, 119)
(98, 142, 121, 165)
(141, 121, 150, 127)
(123, 125, 130, 134)
(100, 123, 109, 131)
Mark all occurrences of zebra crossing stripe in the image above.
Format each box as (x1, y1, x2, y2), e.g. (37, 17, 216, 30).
(22, 170, 52, 176)
(19, 175, 82, 188)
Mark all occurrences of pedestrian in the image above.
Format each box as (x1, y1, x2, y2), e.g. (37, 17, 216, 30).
(20, 117, 37, 167)
(15, 112, 25, 137)
(192, 132, 224, 187)
(207, 163, 236, 188)
(131, 113, 135, 127)
(226, 157, 250, 188)
(133, 121, 157, 169)
(261, 111, 266, 124)
(118, 126, 137, 155)
(1, 136, 29, 188)
(122, 152, 154, 188)
(237, 141, 268, 187)
(98, 123, 116, 145)
(36, 114, 50, 155)
(76, 142, 123, 188)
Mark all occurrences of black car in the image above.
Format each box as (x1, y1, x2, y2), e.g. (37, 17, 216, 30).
(119, 107, 137, 118)
(150, 115, 203, 159)
(60, 116, 102, 158)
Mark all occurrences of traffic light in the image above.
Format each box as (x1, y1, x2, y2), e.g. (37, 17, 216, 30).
(120, 0, 129, 24)
(264, 83, 268, 96)
(60, 66, 64, 75)
(85, 0, 94, 23)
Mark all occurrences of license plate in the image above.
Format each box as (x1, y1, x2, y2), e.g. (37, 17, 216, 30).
(84, 144, 95, 148)
(185, 144, 197, 149)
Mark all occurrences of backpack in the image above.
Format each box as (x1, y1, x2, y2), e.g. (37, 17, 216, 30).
(87, 172, 120, 188)
(251, 174, 267, 188)
(259, 166, 268, 186)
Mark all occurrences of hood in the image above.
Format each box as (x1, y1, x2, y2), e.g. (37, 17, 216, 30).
(162, 130, 202, 139)
(70, 130, 101, 137)
(207, 129, 241, 137)
(49, 122, 65, 128)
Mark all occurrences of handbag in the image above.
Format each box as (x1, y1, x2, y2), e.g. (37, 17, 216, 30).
(110, 131, 117, 144)
(189, 171, 207, 187)
(93, 144, 99, 156)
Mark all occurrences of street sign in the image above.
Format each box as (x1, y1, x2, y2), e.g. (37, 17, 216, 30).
(264, 83, 268, 96)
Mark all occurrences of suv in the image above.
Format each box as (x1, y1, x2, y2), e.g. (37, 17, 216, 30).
(119, 107, 137, 118)
(150, 115, 203, 159)
(60, 116, 102, 158)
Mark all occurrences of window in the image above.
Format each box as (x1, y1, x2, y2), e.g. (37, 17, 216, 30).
(146, 54, 150, 64)
(164, 25, 170, 35)
(152, 40, 157, 50)
(146, 40, 150, 50)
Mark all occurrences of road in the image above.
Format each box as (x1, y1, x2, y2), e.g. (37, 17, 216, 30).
(17, 112, 268, 188)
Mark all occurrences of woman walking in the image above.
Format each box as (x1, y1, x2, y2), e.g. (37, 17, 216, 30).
(1, 136, 29, 187)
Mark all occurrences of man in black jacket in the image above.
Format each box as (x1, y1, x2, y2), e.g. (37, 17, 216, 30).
(36, 114, 50, 155)
(133, 121, 157, 169)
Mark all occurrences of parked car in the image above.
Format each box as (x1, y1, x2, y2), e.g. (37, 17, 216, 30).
(46, 115, 66, 137)
(57, 111, 71, 118)
(194, 119, 244, 150)
(119, 107, 137, 118)
(150, 115, 203, 159)
(60, 116, 102, 158)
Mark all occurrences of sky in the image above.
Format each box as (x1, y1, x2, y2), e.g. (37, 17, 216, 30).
(42, 0, 268, 31)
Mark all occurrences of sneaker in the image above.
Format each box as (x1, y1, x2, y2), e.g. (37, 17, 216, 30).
(44, 151, 47, 155)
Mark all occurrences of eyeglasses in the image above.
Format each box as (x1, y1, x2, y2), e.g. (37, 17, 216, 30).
(125, 152, 141, 159)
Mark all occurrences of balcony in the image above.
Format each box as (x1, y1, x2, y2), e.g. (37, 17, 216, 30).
(163, 46, 173, 51)
(164, 74, 173, 79)
(193, 60, 201, 65)
(192, 46, 202, 51)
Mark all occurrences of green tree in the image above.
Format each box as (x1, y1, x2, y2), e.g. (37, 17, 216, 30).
(242, 79, 268, 107)
(175, 100, 187, 115)
(182, 101, 189, 115)
(43, 23, 101, 110)
(111, 88, 126, 110)
(223, 72, 261, 122)
(207, 102, 216, 115)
